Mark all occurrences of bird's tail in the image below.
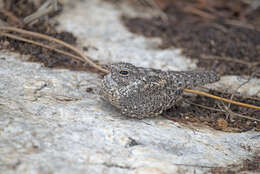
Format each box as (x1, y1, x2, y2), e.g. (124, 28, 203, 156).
(185, 70, 220, 88)
(170, 70, 220, 89)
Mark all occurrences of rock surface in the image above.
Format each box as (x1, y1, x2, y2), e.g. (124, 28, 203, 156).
(0, 0, 260, 174)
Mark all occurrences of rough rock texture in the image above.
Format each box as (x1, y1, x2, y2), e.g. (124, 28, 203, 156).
(0, 0, 260, 174)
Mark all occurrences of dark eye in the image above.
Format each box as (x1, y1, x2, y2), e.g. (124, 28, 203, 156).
(119, 70, 129, 76)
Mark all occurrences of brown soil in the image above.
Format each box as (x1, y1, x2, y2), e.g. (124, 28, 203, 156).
(210, 152, 260, 174)
(164, 91, 260, 132)
(121, 0, 260, 76)
(0, 0, 102, 74)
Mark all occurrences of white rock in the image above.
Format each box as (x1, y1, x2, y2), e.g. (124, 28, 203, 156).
(0, 1, 259, 174)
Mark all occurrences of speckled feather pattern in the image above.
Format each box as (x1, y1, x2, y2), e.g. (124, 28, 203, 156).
(100, 62, 220, 119)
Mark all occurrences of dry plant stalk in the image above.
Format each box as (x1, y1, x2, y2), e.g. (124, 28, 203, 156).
(184, 89, 260, 110)
(0, 26, 109, 74)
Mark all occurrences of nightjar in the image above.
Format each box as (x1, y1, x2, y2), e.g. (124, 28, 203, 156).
(100, 62, 219, 119)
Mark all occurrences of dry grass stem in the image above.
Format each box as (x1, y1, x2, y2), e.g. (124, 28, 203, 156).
(0, 26, 109, 73)
(184, 88, 260, 110)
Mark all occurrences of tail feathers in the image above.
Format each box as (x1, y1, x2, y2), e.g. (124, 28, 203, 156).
(185, 70, 220, 88)
(170, 70, 220, 88)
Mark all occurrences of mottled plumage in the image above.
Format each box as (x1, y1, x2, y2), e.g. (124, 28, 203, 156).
(100, 62, 220, 119)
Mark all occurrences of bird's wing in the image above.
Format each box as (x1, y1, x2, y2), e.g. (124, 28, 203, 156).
(118, 75, 182, 118)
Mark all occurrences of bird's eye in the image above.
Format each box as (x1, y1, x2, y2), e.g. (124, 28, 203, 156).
(119, 70, 129, 76)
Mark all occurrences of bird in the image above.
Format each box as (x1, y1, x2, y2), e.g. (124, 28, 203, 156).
(99, 62, 220, 119)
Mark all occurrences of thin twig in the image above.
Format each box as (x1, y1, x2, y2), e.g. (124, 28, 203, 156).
(0, 26, 109, 73)
(200, 54, 260, 67)
(183, 6, 216, 20)
(24, 0, 58, 24)
(224, 105, 260, 123)
(0, 31, 88, 63)
(225, 19, 259, 32)
(216, 102, 230, 120)
(227, 74, 255, 109)
(184, 88, 260, 110)
(201, 86, 260, 102)
(189, 101, 260, 122)
(188, 101, 222, 112)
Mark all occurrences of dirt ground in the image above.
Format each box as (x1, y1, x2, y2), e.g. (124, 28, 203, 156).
(122, 0, 260, 76)
(0, 0, 102, 73)
(210, 152, 260, 173)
